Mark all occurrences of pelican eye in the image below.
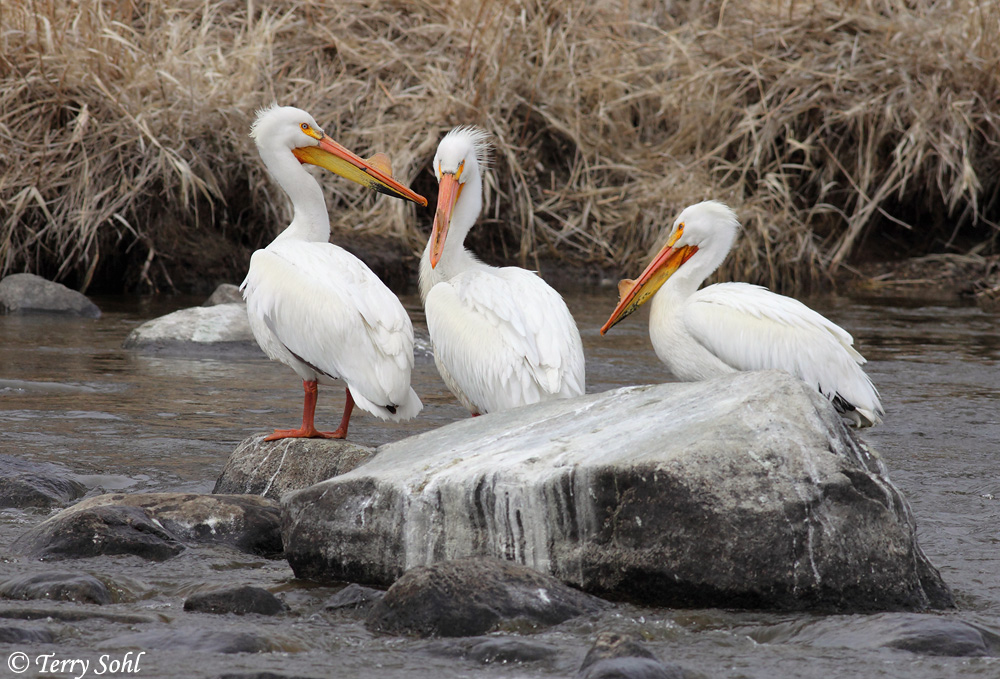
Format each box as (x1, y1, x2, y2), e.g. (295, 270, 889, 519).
(300, 123, 310, 131)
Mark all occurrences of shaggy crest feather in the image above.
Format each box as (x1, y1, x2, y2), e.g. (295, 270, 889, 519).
(440, 126, 492, 172)
(249, 102, 281, 140)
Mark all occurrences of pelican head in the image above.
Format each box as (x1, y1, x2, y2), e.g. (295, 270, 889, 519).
(428, 126, 492, 268)
(601, 200, 740, 334)
(250, 104, 426, 206)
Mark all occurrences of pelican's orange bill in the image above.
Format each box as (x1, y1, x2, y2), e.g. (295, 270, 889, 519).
(600, 234, 698, 335)
(293, 136, 427, 206)
(428, 171, 463, 268)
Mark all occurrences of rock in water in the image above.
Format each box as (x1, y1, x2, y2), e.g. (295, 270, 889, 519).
(12, 493, 282, 560)
(282, 371, 952, 612)
(577, 632, 685, 679)
(184, 585, 286, 616)
(214, 435, 377, 500)
(366, 557, 608, 637)
(121, 303, 260, 355)
(0, 572, 113, 605)
(202, 283, 245, 306)
(0, 454, 87, 509)
(0, 273, 101, 317)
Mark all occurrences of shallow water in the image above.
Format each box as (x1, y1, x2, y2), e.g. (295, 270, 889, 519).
(1, 291, 999, 678)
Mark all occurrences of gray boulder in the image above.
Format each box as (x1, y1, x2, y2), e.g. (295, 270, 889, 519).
(122, 303, 259, 355)
(281, 371, 952, 612)
(0, 454, 87, 509)
(213, 435, 377, 500)
(366, 556, 608, 637)
(184, 585, 286, 616)
(0, 273, 101, 317)
(12, 492, 282, 560)
(0, 572, 113, 605)
(577, 633, 686, 679)
(203, 283, 245, 306)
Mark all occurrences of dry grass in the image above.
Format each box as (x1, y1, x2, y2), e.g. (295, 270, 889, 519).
(2, 0, 999, 293)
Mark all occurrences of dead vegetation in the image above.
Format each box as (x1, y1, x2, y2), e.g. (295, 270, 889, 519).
(1, 0, 998, 293)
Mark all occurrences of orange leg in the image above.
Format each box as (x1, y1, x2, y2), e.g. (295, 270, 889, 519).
(264, 382, 354, 441)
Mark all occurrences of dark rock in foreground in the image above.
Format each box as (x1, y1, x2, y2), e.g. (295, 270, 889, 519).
(203, 283, 245, 306)
(0, 572, 112, 605)
(366, 557, 608, 637)
(282, 371, 953, 612)
(770, 611, 1000, 657)
(0, 273, 100, 317)
(214, 435, 377, 501)
(11, 504, 185, 561)
(11, 492, 282, 561)
(424, 636, 559, 665)
(577, 632, 686, 679)
(121, 303, 260, 355)
(184, 585, 286, 616)
(107, 628, 276, 653)
(0, 625, 56, 644)
(0, 454, 87, 509)
(324, 583, 384, 611)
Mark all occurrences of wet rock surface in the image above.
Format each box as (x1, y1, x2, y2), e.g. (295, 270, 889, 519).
(0, 572, 113, 605)
(184, 585, 286, 616)
(323, 583, 384, 611)
(107, 628, 276, 653)
(282, 371, 952, 612)
(11, 492, 282, 561)
(0, 273, 101, 317)
(121, 302, 260, 355)
(0, 624, 56, 644)
(366, 557, 608, 637)
(214, 435, 377, 501)
(0, 454, 87, 509)
(577, 633, 687, 679)
(203, 283, 245, 306)
(764, 611, 1000, 657)
(424, 636, 559, 665)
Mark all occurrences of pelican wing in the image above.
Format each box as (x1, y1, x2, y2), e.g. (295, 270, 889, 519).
(243, 241, 416, 413)
(425, 267, 585, 414)
(682, 282, 882, 423)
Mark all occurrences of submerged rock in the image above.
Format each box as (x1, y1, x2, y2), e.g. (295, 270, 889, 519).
(366, 556, 608, 637)
(107, 628, 276, 653)
(324, 583, 384, 611)
(424, 636, 559, 665)
(11, 504, 185, 561)
(214, 435, 378, 500)
(282, 371, 952, 612)
(184, 585, 286, 616)
(0, 572, 112, 605)
(11, 492, 282, 561)
(203, 283, 245, 306)
(0, 625, 56, 644)
(121, 303, 259, 355)
(0, 454, 87, 509)
(577, 632, 686, 679)
(0, 273, 101, 317)
(769, 611, 1000, 657)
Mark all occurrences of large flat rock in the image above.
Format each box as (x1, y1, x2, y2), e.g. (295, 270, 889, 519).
(121, 303, 260, 355)
(281, 371, 952, 612)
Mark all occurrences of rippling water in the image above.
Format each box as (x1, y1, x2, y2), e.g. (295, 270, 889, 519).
(1, 291, 998, 678)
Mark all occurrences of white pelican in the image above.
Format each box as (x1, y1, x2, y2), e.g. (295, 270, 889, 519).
(601, 200, 884, 428)
(242, 104, 426, 440)
(419, 127, 585, 415)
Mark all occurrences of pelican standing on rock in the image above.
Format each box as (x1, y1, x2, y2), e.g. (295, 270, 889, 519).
(601, 200, 883, 427)
(242, 104, 426, 440)
(419, 127, 585, 415)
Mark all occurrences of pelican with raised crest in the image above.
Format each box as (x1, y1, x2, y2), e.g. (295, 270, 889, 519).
(601, 200, 883, 427)
(242, 104, 426, 440)
(419, 126, 585, 415)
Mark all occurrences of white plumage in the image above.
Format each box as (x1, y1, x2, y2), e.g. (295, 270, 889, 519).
(419, 127, 585, 415)
(242, 104, 425, 440)
(601, 200, 883, 428)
